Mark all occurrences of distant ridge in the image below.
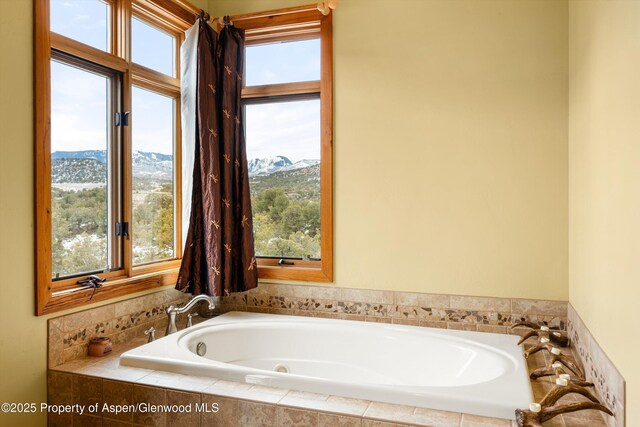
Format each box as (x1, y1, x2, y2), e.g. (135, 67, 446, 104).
(248, 156, 319, 177)
(51, 150, 319, 183)
(52, 150, 173, 181)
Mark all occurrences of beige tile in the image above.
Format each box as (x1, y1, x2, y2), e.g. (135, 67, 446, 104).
(394, 292, 450, 308)
(62, 344, 89, 364)
(276, 406, 319, 426)
(292, 284, 341, 300)
(412, 406, 463, 427)
(391, 318, 419, 326)
(365, 316, 392, 323)
(341, 288, 394, 304)
(419, 320, 448, 329)
(341, 314, 366, 321)
(281, 390, 330, 402)
(52, 357, 97, 374)
(48, 318, 65, 368)
(136, 371, 216, 392)
(561, 410, 610, 426)
(72, 375, 103, 408)
(460, 413, 512, 426)
(48, 338, 65, 368)
(447, 322, 477, 331)
(530, 381, 554, 401)
(200, 394, 238, 427)
(102, 379, 133, 421)
(362, 420, 407, 427)
(203, 381, 287, 404)
(291, 395, 371, 417)
(114, 293, 156, 317)
(541, 416, 566, 427)
(511, 299, 567, 316)
(318, 413, 363, 427)
(450, 295, 511, 312)
(64, 304, 115, 332)
(238, 401, 277, 427)
(476, 324, 508, 334)
(74, 357, 153, 382)
(132, 385, 166, 426)
(166, 390, 200, 427)
(365, 402, 461, 426)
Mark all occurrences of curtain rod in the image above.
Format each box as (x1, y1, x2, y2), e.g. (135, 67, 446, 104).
(169, 0, 211, 21)
(169, 1, 336, 26)
(211, 2, 337, 26)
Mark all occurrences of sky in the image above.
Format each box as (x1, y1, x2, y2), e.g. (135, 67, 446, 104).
(50, 0, 321, 162)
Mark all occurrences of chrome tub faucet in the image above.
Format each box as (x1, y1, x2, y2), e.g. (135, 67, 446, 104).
(165, 294, 215, 336)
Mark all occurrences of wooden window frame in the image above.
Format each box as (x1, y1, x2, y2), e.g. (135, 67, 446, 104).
(35, 0, 195, 315)
(235, 5, 333, 283)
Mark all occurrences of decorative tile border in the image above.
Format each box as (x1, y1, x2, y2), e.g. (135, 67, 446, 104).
(567, 303, 625, 427)
(48, 289, 190, 368)
(217, 283, 568, 333)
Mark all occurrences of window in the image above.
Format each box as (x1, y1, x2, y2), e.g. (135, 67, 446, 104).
(236, 7, 333, 282)
(35, 0, 193, 314)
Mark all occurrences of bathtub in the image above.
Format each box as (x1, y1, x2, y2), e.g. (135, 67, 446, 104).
(120, 311, 532, 419)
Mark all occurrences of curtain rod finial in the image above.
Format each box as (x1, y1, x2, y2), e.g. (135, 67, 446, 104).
(198, 9, 210, 22)
(317, 1, 337, 16)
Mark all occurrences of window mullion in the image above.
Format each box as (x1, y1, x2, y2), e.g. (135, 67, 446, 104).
(110, 72, 124, 273)
(118, 0, 134, 276)
(131, 64, 180, 97)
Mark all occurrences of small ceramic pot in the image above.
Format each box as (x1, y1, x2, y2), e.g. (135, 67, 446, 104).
(88, 337, 112, 357)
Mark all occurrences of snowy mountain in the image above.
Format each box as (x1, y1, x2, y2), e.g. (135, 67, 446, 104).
(131, 151, 173, 179)
(51, 150, 318, 183)
(247, 156, 320, 177)
(51, 150, 172, 183)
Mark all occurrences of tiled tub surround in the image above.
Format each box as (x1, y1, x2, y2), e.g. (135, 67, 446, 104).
(567, 304, 625, 427)
(48, 289, 190, 368)
(48, 285, 569, 368)
(47, 330, 611, 427)
(45, 284, 618, 427)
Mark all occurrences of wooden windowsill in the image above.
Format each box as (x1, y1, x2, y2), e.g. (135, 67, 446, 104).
(39, 268, 179, 315)
(257, 263, 332, 282)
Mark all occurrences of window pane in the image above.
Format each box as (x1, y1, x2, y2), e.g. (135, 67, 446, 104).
(245, 99, 321, 259)
(132, 17, 175, 77)
(50, 0, 110, 52)
(50, 60, 111, 278)
(246, 39, 320, 86)
(132, 87, 175, 265)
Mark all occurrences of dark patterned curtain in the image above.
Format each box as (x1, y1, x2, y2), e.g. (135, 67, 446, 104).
(176, 17, 258, 296)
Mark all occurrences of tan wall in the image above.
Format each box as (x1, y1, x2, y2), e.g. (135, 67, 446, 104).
(569, 0, 640, 424)
(0, 1, 208, 425)
(212, 0, 569, 299)
(0, 0, 569, 425)
(0, 1, 46, 425)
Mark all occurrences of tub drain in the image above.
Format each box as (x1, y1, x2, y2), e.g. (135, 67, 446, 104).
(196, 342, 207, 357)
(273, 363, 289, 373)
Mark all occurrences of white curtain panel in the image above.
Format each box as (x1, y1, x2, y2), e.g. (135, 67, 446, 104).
(180, 22, 199, 249)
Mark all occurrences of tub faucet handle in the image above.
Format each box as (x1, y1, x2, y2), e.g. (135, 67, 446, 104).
(186, 313, 198, 328)
(144, 326, 156, 343)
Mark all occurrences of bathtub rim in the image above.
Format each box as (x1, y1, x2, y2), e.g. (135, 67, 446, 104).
(120, 311, 534, 419)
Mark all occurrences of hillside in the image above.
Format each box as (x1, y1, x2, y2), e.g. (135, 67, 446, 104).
(249, 164, 320, 200)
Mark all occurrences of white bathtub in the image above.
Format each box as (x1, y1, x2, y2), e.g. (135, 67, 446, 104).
(120, 312, 532, 419)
